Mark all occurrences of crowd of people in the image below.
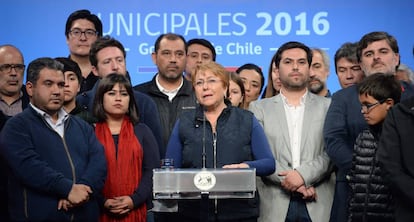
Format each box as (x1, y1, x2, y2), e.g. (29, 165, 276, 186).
(0, 8, 414, 222)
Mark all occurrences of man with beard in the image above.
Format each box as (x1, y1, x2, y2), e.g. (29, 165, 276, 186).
(308, 48, 331, 97)
(133, 33, 197, 222)
(250, 41, 334, 222)
(324, 31, 414, 222)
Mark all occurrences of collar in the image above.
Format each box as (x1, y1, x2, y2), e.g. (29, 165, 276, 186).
(155, 74, 183, 94)
(30, 103, 69, 123)
(279, 89, 308, 106)
(0, 90, 24, 105)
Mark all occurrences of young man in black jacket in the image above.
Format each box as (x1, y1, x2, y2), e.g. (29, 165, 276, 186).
(348, 74, 401, 221)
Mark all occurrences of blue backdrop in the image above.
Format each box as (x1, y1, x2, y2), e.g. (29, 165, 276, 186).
(2, 0, 413, 93)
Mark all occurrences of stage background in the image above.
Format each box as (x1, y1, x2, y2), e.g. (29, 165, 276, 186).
(2, 0, 413, 93)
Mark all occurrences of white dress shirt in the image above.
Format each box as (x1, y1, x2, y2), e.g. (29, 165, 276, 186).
(30, 103, 69, 138)
(280, 91, 307, 169)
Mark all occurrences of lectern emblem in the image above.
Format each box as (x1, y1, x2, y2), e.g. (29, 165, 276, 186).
(194, 171, 216, 191)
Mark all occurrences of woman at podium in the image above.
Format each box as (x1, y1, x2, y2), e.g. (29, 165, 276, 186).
(166, 62, 275, 221)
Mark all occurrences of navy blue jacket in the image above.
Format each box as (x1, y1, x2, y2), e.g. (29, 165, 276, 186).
(76, 80, 163, 153)
(130, 124, 160, 208)
(0, 106, 107, 221)
(377, 96, 414, 222)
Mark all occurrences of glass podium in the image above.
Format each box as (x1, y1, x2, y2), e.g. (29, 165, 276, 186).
(153, 168, 257, 221)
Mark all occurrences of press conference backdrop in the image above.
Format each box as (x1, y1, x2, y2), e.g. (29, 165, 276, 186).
(2, 0, 414, 93)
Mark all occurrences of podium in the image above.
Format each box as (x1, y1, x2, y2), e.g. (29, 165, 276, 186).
(153, 168, 256, 221)
(153, 168, 256, 199)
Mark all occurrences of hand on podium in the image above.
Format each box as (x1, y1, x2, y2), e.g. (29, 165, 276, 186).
(222, 163, 249, 169)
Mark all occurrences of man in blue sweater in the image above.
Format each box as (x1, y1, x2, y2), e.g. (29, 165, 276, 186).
(0, 57, 107, 221)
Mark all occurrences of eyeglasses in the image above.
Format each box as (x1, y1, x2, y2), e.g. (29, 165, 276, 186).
(0, 64, 25, 73)
(194, 78, 222, 88)
(69, 29, 98, 38)
(360, 99, 386, 113)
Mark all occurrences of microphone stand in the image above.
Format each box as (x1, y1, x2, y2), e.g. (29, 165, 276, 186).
(202, 108, 207, 169)
(200, 108, 209, 222)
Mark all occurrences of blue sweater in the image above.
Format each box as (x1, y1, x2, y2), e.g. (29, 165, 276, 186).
(0, 106, 107, 221)
(130, 124, 160, 208)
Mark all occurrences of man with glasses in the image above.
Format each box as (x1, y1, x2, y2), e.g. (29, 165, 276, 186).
(65, 9, 102, 93)
(0, 44, 29, 130)
(0, 44, 29, 221)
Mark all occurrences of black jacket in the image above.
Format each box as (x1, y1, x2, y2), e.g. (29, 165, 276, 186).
(377, 96, 414, 222)
(348, 127, 394, 222)
(134, 75, 196, 157)
(0, 86, 29, 221)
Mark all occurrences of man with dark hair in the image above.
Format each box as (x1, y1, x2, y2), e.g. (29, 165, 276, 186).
(134, 33, 197, 222)
(324, 31, 414, 222)
(184, 38, 216, 81)
(65, 9, 103, 93)
(334, 42, 364, 89)
(55, 57, 96, 123)
(0, 57, 106, 221)
(250, 41, 334, 222)
(55, 57, 81, 112)
(135, 33, 196, 156)
(356, 31, 400, 75)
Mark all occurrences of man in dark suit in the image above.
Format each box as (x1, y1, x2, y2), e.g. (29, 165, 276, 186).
(324, 31, 414, 222)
